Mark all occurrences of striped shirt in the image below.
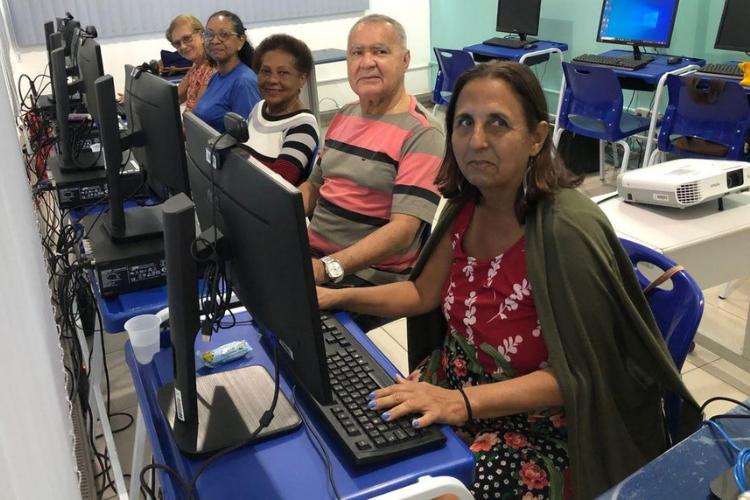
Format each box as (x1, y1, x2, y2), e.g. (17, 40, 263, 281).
(308, 96, 444, 285)
(245, 101, 320, 185)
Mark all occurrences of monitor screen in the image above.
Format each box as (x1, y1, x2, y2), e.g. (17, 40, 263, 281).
(76, 38, 103, 121)
(183, 111, 332, 405)
(597, 0, 680, 48)
(123, 65, 189, 197)
(496, 0, 542, 37)
(714, 0, 750, 52)
(58, 18, 80, 58)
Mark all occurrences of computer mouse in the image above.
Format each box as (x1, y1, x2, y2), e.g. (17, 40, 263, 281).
(524, 43, 538, 50)
(667, 56, 683, 65)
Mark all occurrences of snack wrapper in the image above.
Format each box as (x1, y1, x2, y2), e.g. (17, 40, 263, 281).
(196, 340, 252, 368)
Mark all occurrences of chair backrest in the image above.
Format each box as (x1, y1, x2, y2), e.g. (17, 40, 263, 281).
(559, 62, 625, 137)
(432, 48, 475, 107)
(658, 74, 750, 159)
(619, 238, 704, 443)
(302, 145, 320, 183)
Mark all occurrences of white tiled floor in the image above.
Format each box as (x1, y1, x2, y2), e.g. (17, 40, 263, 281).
(90, 163, 750, 499)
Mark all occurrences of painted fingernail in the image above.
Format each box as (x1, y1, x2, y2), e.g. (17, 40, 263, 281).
(382, 412, 391, 420)
(368, 392, 376, 399)
(368, 401, 376, 409)
(412, 420, 420, 428)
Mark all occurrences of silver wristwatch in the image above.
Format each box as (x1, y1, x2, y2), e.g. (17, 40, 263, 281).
(320, 256, 344, 284)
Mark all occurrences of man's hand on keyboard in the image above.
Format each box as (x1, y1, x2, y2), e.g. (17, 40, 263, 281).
(368, 374, 470, 428)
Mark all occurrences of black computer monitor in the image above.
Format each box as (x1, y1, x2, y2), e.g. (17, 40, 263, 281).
(57, 16, 80, 59)
(93, 65, 189, 243)
(76, 37, 103, 121)
(596, 0, 680, 61)
(183, 111, 331, 406)
(44, 21, 56, 93)
(50, 44, 101, 171)
(714, 0, 750, 53)
(495, 0, 542, 42)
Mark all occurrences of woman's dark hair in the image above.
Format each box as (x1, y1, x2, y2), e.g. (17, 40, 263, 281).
(436, 61, 582, 223)
(252, 34, 314, 77)
(207, 10, 254, 69)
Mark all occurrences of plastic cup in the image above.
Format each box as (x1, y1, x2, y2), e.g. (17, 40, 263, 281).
(125, 314, 161, 364)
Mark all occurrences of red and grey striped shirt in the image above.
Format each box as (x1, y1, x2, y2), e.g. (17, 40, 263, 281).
(308, 96, 444, 285)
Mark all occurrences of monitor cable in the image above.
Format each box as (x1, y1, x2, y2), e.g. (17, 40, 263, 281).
(699, 397, 750, 497)
(138, 345, 283, 500)
(292, 385, 342, 500)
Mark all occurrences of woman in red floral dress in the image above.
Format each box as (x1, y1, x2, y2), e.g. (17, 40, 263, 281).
(316, 60, 696, 500)
(318, 60, 577, 499)
(416, 199, 570, 500)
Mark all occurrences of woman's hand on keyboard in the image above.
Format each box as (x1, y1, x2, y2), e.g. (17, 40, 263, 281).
(368, 374, 469, 428)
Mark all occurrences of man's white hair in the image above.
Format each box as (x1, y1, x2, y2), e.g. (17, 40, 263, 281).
(351, 14, 407, 50)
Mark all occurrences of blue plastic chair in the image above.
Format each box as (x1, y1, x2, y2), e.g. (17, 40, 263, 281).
(553, 62, 656, 179)
(619, 238, 704, 442)
(649, 74, 750, 166)
(432, 48, 475, 115)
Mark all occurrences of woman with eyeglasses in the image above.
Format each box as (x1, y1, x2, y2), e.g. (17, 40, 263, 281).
(165, 15, 216, 113)
(192, 10, 262, 133)
(244, 34, 319, 186)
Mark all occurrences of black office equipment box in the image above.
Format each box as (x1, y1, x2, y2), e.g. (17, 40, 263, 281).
(49, 158, 145, 210)
(81, 215, 167, 298)
(557, 130, 600, 175)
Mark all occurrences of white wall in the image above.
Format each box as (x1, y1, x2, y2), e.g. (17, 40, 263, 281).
(0, 15, 80, 500)
(11, 0, 433, 112)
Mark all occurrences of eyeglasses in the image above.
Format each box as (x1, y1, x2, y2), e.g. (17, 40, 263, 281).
(171, 31, 199, 49)
(202, 30, 240, 42)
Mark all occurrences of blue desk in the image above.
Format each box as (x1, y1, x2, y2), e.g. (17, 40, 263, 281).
(597, 402, 750, 499)
(69, 201, 171, 334)
(126, 310, 475, 499)
(463, 40, 569, 65)
(566, 50, 706, 168)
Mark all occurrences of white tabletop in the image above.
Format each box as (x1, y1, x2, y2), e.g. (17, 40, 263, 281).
(598, 193, 750, 289)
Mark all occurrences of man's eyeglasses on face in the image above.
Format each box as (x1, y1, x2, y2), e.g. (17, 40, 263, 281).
(202, 31, 239, 42)
(171, 31, 199, 49)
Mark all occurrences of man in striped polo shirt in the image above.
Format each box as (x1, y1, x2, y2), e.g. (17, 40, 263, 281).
(298, 14, 444, 327)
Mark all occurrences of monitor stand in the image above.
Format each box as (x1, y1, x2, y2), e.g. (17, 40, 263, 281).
(621, 45, 655, 62)
(157, 193, 301, 456)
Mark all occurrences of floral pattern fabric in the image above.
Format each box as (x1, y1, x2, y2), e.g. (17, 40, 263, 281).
(420, 201, 570, 500)
(184, 61, 216, 113)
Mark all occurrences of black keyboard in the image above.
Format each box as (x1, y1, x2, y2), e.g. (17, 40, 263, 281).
(483, 37, 529, 49)
(695, 63, 744, 79)
(308, 313, 446, 466)
(572, 54, 653, 71)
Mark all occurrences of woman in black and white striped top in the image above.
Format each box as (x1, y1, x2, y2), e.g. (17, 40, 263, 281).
(245, 34, 320, 186)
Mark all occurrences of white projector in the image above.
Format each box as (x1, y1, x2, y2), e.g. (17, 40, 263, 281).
(617, 158, 750, 208)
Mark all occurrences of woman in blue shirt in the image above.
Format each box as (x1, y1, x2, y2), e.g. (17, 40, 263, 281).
(193, 11, 262, 132)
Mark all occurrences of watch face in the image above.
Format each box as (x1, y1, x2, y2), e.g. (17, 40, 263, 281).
(328, 260, 344, 278)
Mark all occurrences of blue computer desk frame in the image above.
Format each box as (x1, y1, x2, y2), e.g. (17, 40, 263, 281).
(126, 309, 476, 499)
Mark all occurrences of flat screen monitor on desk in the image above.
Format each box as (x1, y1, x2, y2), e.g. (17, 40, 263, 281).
(76, 37, 103, 121)
(179, 112, 445, 461)
(495, 0, 542, 43)
(93, 65, 189, 243)
(596, 0, 680, 61)
(50, 43, 103, 172)
(714, 0, 750, 52)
